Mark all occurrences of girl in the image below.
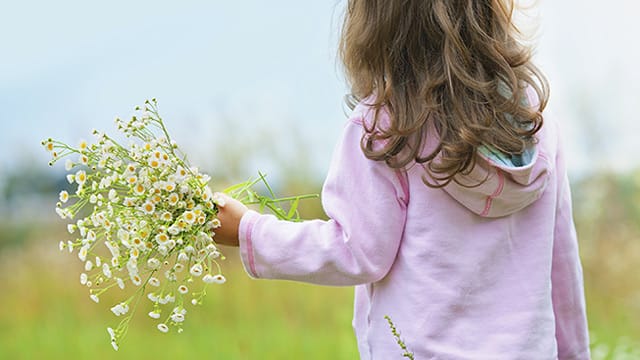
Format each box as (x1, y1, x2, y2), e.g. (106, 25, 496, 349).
(215, 0, 590, 359)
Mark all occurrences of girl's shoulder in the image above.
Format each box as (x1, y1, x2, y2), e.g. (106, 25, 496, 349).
(348, 95, 392, 131)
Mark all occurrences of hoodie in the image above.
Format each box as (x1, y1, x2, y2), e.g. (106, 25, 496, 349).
(237, 92, 590, 359)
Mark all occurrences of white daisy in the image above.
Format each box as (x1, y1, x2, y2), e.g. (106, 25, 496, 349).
(203, 274, 226, 284)
(148, 311, 161, 319)
(141, 201, 155, 214)
(164, 270, 177, 282)
(80, 273, 88, 285)
(116, 277, 125, 290)
(183, 211, 196, 224)
(102, 263, 112, 278)
(177, 252, 189, 263)
(108, 189, 118, 202)
(78, 245, 89, 262)
(189, 264, 203, 277)
(157, 323, 169, 333)
(130, 273, 142, 286)
(155, 233, 169, 245)
(75, 170, 87, 185)
(64, 159, 73, 171)
(107, 327, 116, 339)
(147, 258, 161, 269)
(170, 313, 185, 323)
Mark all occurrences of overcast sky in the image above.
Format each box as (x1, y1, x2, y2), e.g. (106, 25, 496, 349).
(1, 0, 639, 183)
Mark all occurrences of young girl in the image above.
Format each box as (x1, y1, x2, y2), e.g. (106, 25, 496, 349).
(215, 0, 590, 358)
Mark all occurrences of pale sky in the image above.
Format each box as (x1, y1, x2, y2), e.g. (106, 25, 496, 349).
(1, 0, 639, 183)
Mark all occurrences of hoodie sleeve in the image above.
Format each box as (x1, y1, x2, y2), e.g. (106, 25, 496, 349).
(551, 126, 591, 359)
(237, 118, 408, 286)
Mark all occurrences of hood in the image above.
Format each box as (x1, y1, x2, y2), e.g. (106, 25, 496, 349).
(442, 88, 553, 218)
(354, 88, 553, 218)
(442, 142, 551, 218)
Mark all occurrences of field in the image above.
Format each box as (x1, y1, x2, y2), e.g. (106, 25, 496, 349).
(0, 222, 358, 360)
(0, 172, 639, 359)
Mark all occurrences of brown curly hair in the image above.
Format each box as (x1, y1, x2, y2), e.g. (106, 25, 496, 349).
(339, 0, 549, 187)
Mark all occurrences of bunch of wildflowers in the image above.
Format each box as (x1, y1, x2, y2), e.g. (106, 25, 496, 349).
(43, 99, 315, 350)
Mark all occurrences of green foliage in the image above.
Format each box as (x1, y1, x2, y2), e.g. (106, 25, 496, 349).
(225, 172, 318, 222)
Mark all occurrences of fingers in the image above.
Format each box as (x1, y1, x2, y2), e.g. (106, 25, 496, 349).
(212, 192, 229, 207)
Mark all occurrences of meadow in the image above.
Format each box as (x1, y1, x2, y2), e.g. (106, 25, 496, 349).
(0, 221, 358, 360)
(0, 169, 639, 359)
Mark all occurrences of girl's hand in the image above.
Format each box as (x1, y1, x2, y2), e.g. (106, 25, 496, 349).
(213, 192, 248, 247)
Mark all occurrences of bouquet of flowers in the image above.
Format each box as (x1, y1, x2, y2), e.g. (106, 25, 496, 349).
(42, 99, 315, 350)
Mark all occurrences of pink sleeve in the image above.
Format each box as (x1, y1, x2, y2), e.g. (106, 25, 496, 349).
(551, 127, 591, 359)
(237, 119, 408, 286)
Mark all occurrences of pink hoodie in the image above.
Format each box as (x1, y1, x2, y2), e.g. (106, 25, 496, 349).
(237, 95, 590, 359)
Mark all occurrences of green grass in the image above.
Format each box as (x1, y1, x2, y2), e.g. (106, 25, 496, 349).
(0, 280, 357, 360)
(1, 205, 639, 359)
(0, 230, 358, 360)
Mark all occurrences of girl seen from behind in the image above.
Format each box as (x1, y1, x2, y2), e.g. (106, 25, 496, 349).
(215, 0, 591, 359)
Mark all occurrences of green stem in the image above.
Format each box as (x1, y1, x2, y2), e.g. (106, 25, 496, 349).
(384, 315, 415, 360)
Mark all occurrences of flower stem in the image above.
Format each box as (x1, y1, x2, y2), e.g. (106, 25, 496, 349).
(384, 315, 415, 360)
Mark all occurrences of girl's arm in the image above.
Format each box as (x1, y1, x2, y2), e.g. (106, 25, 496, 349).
(231, 119, 408, 286)
(551, 128, 591, 359)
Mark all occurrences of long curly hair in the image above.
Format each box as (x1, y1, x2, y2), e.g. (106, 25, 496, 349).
(339, 0, 549, 187)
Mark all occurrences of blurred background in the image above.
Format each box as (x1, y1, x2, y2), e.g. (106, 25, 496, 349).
(1, 0, 639, 359)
